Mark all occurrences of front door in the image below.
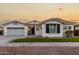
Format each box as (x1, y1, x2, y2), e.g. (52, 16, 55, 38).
(28, 27, 35, 35)
(32, 27, 35, 35)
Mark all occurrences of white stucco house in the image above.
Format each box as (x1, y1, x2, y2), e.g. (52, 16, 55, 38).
(0, 18, 77, 37)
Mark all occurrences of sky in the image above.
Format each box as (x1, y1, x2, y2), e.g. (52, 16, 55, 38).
(0, 3, 79, 23)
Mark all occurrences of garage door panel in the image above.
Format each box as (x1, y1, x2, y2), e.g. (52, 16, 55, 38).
(7, 28, 25, 35)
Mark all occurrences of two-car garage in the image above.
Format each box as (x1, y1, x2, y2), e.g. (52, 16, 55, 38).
(7, 27, 25, 36)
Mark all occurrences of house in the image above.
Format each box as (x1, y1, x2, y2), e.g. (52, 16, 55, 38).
(0, 18, 76, 37)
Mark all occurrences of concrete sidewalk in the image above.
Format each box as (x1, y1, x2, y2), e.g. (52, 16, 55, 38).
(1, 42, 79, 46)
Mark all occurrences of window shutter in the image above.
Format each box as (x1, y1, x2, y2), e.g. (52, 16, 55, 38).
(57, 24, 60, 33)
(46, 24, 49, 33)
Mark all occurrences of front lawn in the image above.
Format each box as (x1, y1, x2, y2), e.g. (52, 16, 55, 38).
(11, 37, 79, 42)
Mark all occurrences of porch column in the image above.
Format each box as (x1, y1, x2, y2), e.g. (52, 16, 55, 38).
(4, 27, 7, 35)
(24, 26, 28, 36)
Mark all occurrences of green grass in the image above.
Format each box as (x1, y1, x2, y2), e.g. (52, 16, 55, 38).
(11, 37, 79, 42)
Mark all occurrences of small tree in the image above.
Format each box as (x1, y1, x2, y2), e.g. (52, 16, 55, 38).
(65, 30, 74, 37)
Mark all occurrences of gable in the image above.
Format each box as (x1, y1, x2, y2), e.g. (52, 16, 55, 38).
(3, 21, 25, 27)
(26, 20, 40, 24)
(44, 20, 62, 24)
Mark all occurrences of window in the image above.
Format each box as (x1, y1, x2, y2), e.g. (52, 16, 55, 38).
(68, 26, 71, 29)
(49, 24, 56, 33)
(46, 24, 60, 33)
(64, 26, 67, 29)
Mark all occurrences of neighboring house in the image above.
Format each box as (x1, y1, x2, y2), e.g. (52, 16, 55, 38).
(0, 18, 77, 37)
(74, 24, 79, 36)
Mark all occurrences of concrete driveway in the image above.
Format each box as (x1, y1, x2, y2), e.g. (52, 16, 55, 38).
(0, 36, 26, 45)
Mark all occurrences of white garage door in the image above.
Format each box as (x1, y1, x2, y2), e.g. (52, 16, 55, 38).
(7, 27, 25, 35)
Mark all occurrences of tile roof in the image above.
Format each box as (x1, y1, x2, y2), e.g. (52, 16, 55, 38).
(2, 20, 25, 26)
(40, 18, 76, 25)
